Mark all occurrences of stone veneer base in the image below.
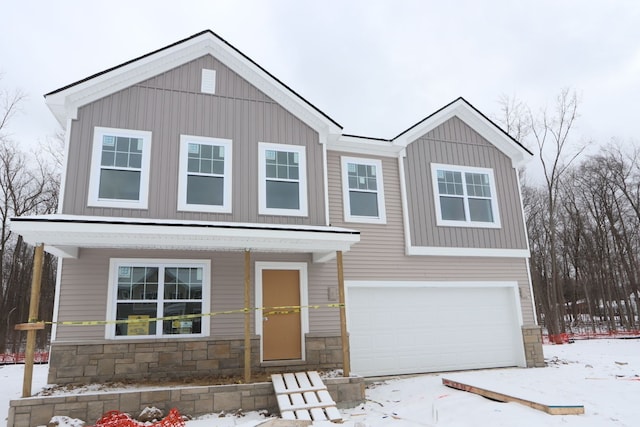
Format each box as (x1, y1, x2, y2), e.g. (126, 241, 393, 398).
(7, 377, 366, 427)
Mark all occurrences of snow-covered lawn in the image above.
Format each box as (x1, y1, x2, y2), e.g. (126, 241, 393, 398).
(2, 339, 639, 426)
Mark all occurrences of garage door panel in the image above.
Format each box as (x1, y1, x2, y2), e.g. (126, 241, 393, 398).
(347, 284, 524, 376)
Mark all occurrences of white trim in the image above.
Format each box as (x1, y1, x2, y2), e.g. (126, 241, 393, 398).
(322, 143, 330, 226)
(45, 32, 341, 138)
(10, 215, 360, 261)
(177, 135, 232, 213)
(430, 163, 502, 228)
(255, 262, 309, 363)
(200, 69, 216, 94)
(88, 127, 152, 209)
(407, 245, 530, 258)
(397, 151, 412, 254)
(346, 280, 520, 289)
(330, 135, 398, 157)
(340, 156, 386, 224)
(105, 258, 211, 340)
(258, 142, 308, 217)
(50, 257, 64, 341)
(515, 170, 538, 324)
(393, 99, 529, 168)
(56, 118, 73, 214)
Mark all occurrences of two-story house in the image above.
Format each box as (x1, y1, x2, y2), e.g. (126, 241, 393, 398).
(11, 30, 543, 386)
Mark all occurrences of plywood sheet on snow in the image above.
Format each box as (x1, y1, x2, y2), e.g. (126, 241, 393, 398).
(442, 377, 584, 415)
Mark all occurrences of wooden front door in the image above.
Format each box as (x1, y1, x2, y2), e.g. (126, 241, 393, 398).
(262, 269, 302, 361)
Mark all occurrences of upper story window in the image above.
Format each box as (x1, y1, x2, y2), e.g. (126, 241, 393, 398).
(178, 135, 232, 213)
(88, 127, 152, 209)
(258, 142, 308, 216)
(107, 259, 210, 339)
(431, 163, 501, 228)
(341, 156, 386, 224)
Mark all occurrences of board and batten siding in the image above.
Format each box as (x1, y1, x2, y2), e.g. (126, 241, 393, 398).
(326, 150, 536, 325)
(404, 116, 528, 249)
(54, 249, 343, 342)
(62, 55, 325, 225)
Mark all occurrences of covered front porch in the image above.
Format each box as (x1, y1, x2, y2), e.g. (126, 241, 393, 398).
(10, 215, 360, 388)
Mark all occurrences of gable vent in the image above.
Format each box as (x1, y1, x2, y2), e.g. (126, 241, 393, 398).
(201, 69, 216, 94)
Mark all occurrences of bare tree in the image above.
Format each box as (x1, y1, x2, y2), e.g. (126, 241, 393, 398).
(0, 79, 61, 353)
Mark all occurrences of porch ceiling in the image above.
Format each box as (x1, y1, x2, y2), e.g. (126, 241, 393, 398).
(9, 215, 360, 262)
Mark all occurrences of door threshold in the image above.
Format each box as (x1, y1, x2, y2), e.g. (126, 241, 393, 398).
(261, 359, 306, 367)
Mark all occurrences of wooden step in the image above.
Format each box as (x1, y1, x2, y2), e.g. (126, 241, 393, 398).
(272, 371, 342, 422)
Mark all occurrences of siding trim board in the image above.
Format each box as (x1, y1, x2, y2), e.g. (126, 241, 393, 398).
(407, 246, 530, 258)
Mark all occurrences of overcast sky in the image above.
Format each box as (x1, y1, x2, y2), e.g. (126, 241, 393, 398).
(2, 0, 640, 158)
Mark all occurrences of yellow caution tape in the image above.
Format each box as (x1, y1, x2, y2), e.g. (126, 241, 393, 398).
(39, 303, 345, 327)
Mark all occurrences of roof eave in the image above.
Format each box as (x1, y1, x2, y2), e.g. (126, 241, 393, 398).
(392, 97, 533, 168)
(44, 30, 342, 137)
(10, 215, 360, 263)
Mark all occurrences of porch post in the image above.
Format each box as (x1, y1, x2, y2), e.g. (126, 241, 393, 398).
(244, 250, 251, 382)
(22, 243, 44, 397)
(336, 250, 350, 377)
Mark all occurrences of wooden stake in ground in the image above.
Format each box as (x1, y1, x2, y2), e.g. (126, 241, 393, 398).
(20, 243, 45, 397)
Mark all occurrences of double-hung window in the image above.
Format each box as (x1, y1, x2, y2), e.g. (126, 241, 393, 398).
(178, 135, 232, 213)
(258, 142, 308, 216)
(88, 127, 152, 209)
(107, 259, 210, 339)
(341, 156, 386, 223)
(431, 163, 501, 228)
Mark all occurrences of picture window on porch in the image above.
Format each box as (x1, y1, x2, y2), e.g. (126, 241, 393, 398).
(108, 260, 210, 339)
(88, 127, 152, 209)
(258, 142, 308, 216)
(178, 135, 232, 213)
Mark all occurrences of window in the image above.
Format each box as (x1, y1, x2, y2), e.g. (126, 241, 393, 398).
(178, 135, 232, 213)
(88, 127, 152, 209)
(341, 156, 386, 223)
(107, 259, 210, 339)
(431, 163, 501, 228)
(258, 142, 308, 216)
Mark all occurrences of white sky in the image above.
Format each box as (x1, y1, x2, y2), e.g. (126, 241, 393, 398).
(2, 0, 640, 156)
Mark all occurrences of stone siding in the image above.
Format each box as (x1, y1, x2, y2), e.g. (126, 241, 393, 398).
(48, 335, 344, 385)
(522, 326, 545, 367)
(7, 377, 365, 427)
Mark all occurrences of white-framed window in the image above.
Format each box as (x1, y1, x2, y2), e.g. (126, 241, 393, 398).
(178, 135, 232, 213)
(341, 156, 386, 224)
(258, 142, 308, 216)
(88, 127, 152, 209)
(431, 163, 501, 228)
(106, 259, 210, 339)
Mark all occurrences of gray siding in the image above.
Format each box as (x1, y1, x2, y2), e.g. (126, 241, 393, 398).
(327, 150, 536, 325)
(404, 116, 528, 249)
(54, 249, 342, 342)
(62, 55, 325, 225)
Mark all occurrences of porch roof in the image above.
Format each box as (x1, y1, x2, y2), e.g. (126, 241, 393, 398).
(9, 215, 360, 263)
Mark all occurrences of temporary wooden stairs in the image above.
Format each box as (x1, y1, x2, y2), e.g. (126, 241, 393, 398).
(271, 371, 342, 422)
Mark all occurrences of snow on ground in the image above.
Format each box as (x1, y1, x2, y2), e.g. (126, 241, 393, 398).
(2, 339, 639, 427)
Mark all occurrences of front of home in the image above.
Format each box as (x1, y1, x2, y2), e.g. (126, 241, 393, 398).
(10, 30, 543, 386)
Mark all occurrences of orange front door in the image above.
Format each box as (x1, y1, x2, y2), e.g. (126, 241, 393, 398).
(262, 269, 302, 361)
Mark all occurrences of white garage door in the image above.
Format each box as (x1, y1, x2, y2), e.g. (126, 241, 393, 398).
(347, 282, 525, 377)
